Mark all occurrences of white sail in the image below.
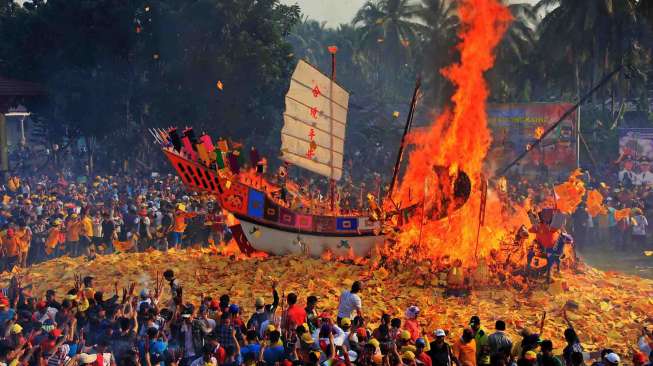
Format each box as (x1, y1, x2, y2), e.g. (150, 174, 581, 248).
(281, 59, 349, 181)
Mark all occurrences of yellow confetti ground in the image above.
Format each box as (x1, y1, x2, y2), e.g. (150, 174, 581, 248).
(2, 248, 652, 356)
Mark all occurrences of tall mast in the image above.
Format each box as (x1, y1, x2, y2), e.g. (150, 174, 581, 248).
(386, 78, 421, 201)
(328, 45, 338, 212)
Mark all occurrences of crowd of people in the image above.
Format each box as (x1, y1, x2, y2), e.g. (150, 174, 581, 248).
(0, 173, 228, 270)
(0, 275, 648, 366)
(503, 171, 653, 253)
(0, 150, 648, 365)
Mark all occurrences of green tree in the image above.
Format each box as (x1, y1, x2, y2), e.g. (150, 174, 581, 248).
(417, 0, 458, 106)
(353, 0, 423, 91)
(0, 0, 301, 169)
(488, 2, 538, 102)
(535, 0, 649, 110)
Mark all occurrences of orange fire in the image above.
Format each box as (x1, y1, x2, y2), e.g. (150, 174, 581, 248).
(586, 189, 607, 217)
(551, 169, 586, 214)
(387, 0, 513, 266)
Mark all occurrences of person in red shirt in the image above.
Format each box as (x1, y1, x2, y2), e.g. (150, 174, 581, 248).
(530, 223, 559, 250)
(526, 209, 560, 273)
(416, 338, 433, 366)
(283, 293, 306, 334)
(404, 306, 421, 341)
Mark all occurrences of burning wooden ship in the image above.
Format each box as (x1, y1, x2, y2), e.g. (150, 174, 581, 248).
(156, 57, 472, 258)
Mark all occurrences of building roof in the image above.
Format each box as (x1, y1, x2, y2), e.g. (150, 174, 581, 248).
(0, 76, 44, 96)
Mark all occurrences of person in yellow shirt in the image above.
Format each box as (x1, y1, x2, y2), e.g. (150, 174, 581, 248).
(81, 210, 94, 257)
(168, 203, 196, 249)
(14, 220, 31, 268)
(66, 214, 82, 256)
(46, 219, 63, 259)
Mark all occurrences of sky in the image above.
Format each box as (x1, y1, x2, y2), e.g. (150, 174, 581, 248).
(280, 0, 368, 26)
(280, 0, 540, 27)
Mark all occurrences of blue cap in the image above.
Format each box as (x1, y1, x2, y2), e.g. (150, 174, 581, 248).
(416, 338, 426, 347)
(229, 304, 240, 314)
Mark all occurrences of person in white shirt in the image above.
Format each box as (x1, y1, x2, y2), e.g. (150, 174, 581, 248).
(337, 281, 362, 325)
(631, 208, 648, 248)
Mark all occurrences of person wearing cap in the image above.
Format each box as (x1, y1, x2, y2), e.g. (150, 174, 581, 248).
(453, 328, 477, 366)
(604, 353, 620, 366)
(229, 303, 246, 331)
(246, 283, 279, 336)
(520, 351, 538, 366)
(398, 330, 415, 353)
(488, 320, 512, 358)
(337, 281, 362, 326)
(168, 203, 196, 249)
(416, 338, 433, 366)
(469, 316, 488, 361)
(402, 350, 418, 366)
(262, 330, 286, 365)
(538, 340, 563, 366)
(339, 317, 356, 350)
(428, 329, 453, 366)
(405, 306, 421, 342)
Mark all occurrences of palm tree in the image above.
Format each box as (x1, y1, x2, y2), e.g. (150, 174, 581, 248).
(417, 0, 458, 106)
(353, 0, 424, 86)
(287, 18, 330, 66)
(535, 0, 647, 109)
(488, 2, 538, 102)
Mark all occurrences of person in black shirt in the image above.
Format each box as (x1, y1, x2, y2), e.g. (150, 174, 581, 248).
(101, 213, 115, 254)
(429, 329, 453, 366)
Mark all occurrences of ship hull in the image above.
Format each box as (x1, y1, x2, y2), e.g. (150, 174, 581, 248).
(238, 218, 383, 257)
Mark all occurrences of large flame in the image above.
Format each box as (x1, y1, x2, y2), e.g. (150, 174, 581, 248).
(387, 0, 513, 265)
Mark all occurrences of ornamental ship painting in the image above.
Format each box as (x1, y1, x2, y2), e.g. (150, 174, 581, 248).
(156, 57, 472, 258)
